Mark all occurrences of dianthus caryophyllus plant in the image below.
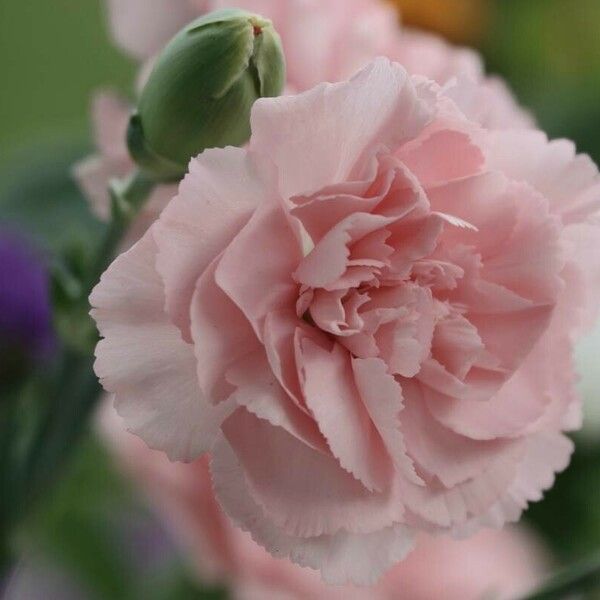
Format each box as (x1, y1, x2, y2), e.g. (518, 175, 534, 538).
(91, 58, 600, 584)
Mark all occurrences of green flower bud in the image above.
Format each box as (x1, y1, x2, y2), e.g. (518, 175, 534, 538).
(127, 9, 286, 181)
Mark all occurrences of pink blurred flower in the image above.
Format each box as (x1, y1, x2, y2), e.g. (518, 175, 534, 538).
(73, 92, 176, 246)
(91, 59, 600, 584)
(104, 0, 532, 129)
(100, 402, 549, 600)
(105, 0, 204, 61)
(75, 0, 531, 227)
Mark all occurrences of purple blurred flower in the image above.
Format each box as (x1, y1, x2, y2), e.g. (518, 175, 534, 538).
(0, 229, 55, 376)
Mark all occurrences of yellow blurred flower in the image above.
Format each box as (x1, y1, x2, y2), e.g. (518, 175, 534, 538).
(387, 0, 491, 44)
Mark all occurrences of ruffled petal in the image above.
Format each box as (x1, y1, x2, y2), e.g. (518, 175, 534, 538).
(486, 130, 600, 225)
(399, 127, 485, 189)
(225, 350, 328, 454)
(211, 433, 414, 586)
(453, 432, 574, 537)
(215, 201, 302, 338)
(297, 337, 392, 492)
(91, 233, 228, 461)
(220, 408, 404, 538)
(250, 58, 434, 199)
(154, 147, 275, 340)
(190, 256, 259, 404)
(401, 383, 522, 489)
(352, 358, 423, 485)
(294, 213, 396, 289)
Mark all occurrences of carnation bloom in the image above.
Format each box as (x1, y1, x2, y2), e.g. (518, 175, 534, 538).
(100, 402, 549, 600)
(91, 59, 600, 584)
(74, 0, 531, 224)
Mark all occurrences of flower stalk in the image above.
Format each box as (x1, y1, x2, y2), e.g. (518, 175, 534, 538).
(521, 553, 600, 600)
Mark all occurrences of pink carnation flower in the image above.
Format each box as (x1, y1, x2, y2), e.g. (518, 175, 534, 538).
(91, 59, 600, 584)
(74, 0, 531, 225)
(100, 402, 549, 600)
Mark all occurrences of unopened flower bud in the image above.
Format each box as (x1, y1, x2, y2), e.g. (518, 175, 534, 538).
(127, 8, 286, 181)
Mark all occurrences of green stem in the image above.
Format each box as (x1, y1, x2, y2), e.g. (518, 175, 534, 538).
(0, 391, 19, 573)
(20, 352, 100, 512)
(24, 171, 156, 493)
(4, 170, 156, 538)
(87, 170, 155, 291)
(521, 553, 600, 600)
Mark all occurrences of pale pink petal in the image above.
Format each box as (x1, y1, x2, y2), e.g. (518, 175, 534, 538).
(424, 381, 549, 442)
(91, 233, 229, 461)
(154, 147, 275, 339)
(431, 314, 485, 380)
(430, 176, 563, 304)
(444, 75, 535, 130)
(73, 154, 131, 221)
(91, 91, 131, 157)
(294, 213, 396, 289)
(250, 58, 434, 199)
(290, 179, 384, 244)
(454, 432, 573, 536)
(261, 309, 332, 414)
(487, 130, 600, 224)
(352, 358, 423, 485)
(298, 337, 391, 492)
(308, 289, 347, 335)
(468, 306, 554, 375)
(221, 408, 404, 538)
(215, 201, 302, 338)
(211, 433, 414, 586)
(480, 185, 563, 305)
(373, 285, 435, 378)
(402, 443, 523, 530)
(399, 128, 485, 189)
(225, 350, 328, 454)
(417, 358, 504, 403)
(190, 256, 259, 404)
(387, 215, 444, 272)
(400, 384, 522, 489)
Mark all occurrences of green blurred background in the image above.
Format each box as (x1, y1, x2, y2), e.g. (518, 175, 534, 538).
(1, 0, 600, 597)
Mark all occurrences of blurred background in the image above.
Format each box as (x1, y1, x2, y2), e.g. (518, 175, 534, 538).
(1, 0, 600, 597)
